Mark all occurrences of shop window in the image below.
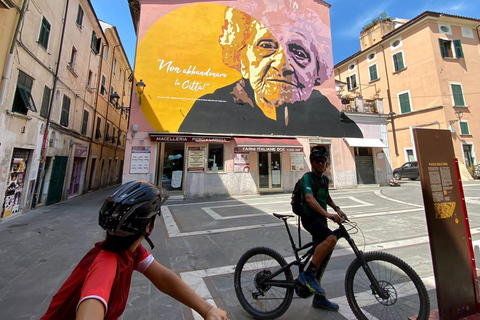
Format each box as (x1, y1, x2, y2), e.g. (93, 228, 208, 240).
(12, 71, 37, 115)
(208, 143, 224, 171)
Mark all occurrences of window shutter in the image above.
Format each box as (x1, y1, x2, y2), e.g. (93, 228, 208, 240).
(399, 93, 411, 113)
(352, 74, 357, 88)
(346, 76, 351, 90)
(460, 122, 469, 135)
(60, 95, 70, 126)
(369, 65, 378, 81)
(451, 84, 465, 106)
(40, 86, 51, 118)
(438, 39, 447, 57)
(81, 110, 89, 135)
(394, 52, 405, 71)
(453, 40, 464, 58)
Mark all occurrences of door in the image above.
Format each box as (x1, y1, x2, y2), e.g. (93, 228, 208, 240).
(258, 152, 282, 190)
(354, 147, 376, 184)
(159, 143, 185, 193)
(69, 158, 83, 196)
(46, 156, 68, 205)
(463, 144, 474, 167)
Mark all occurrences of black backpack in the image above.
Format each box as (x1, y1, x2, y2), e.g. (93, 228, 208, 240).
(291, 172, 319, 216)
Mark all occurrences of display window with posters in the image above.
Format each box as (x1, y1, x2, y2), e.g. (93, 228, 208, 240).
(2, 148, 30, 218)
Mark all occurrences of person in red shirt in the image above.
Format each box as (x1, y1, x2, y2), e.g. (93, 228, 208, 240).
(41, 181, 228, 320)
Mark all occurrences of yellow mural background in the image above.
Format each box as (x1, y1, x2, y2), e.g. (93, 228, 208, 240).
(135, 3, 241, 132)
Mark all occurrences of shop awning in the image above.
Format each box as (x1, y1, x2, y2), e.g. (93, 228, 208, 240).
(344, 138, 387, 148)
(235, 137, 303, 152)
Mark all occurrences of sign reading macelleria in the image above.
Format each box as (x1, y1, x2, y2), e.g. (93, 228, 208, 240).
(135, 0, 364, 138)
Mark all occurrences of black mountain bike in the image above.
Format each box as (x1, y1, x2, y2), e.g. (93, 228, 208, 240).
(234, 213, 430, 319)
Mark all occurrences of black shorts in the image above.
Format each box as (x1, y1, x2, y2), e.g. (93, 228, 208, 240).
(301, 214, 333, 244)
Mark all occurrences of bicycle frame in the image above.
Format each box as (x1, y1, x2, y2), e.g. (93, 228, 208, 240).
(262, 215, 389, 300)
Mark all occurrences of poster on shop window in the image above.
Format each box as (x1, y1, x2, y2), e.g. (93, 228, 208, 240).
(234, 152, 249, 172)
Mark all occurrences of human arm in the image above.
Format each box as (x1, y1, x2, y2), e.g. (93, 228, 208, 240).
(76, 299, 104, 320)
(143, 260, 228, 319)
(305, 193, 342, 223)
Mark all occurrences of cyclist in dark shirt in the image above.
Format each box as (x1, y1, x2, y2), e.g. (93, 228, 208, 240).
(298, 146, 347, 311)
(41, 181, 228, 320)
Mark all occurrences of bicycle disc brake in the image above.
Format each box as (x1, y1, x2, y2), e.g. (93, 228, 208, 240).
(372, 280, 397, 306)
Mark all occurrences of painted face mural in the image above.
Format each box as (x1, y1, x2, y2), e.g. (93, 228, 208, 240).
(135, 0, 363, 138)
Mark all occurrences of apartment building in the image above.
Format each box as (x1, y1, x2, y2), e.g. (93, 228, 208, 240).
(0, 0, 130, 219)
(335, 11, 480, 177)
(85, 20, 131, 191)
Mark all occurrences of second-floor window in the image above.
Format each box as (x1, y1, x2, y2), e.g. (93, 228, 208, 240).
(91, 31, 101, 54)
(81, 110, 89, 135)
(87, 70, 93, 88)
(95, 117, 102, 139)
(398, 91, 411, 114)
(12, 71, 37, 115)
(346, 74, 357, 91)
(459, 121, 470, 135)
(68, 46, 77, 71)
(451, 84, 465, 106)
(38, 17, 51, 50)
(369, 64, 378, 82)
(40, 86, 51, 118)
(393, 51, 405, 72)
(100, 74, 106, 95)
(112, 58, 117, 75)
(60, 95, 71, 127)
(439, 39, 464, 59)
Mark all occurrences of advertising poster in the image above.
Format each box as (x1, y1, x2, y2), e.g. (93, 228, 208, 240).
(290, 152, 305, 171)
(130, 146, 151, 174)
(2, 158, 26, 217)
(234, 152, 250, 172)
(188, 147, 205, 172)
(135, 0, 364, 138)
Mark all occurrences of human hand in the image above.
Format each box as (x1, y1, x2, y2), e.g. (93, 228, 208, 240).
(337, 209, 348, 222)
(205, 306, 228, 320)
(328, 213, 342, 223)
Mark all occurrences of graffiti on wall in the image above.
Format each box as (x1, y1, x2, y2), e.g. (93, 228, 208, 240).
(135, 0, 363, 138)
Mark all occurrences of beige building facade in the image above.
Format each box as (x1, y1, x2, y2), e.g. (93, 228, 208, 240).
(335, 11, 480, 178)
(0, 0, 130, 219)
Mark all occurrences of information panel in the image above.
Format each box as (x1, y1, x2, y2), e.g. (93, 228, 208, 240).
(414, 128, 478, 319)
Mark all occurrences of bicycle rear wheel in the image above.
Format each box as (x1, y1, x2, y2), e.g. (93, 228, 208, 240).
(345, 251, 430, 320)
(234, 247, 294, 319)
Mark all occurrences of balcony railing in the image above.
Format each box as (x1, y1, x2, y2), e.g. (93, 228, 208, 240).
(342, 97, 384, 114)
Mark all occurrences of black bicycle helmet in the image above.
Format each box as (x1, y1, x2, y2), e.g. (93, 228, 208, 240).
(309, 145, 328, 163)
(99, 181, 166, 241)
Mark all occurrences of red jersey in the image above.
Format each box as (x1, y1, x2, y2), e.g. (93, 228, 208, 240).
(41, 241, 153, 320)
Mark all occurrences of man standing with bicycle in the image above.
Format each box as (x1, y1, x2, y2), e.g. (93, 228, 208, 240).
(297, 146, 347, 311)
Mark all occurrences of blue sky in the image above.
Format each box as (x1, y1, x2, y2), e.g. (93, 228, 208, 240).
(90, 0, 480, 67)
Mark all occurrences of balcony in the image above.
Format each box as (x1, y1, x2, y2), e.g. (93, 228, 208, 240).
(341, 96, 384, 115)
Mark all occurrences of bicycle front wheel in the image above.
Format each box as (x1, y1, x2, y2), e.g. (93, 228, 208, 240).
(345, 251, 430, 320)
(234, 247, 294, 319)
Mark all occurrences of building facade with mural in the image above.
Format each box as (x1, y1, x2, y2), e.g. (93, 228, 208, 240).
(335, 11, 480, 179)
(127, 0, 390, 198)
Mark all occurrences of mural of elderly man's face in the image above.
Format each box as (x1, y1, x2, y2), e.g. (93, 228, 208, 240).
(240, 21, 320, 108)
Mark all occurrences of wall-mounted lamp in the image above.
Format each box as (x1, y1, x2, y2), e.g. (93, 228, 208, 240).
(131, 124, 138, 137)
(136, 79, 146, 103)
(110, 91, 130, 116)
(455, 109, 463, 120)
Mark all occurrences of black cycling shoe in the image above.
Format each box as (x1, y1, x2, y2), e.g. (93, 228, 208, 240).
(312, 294, 339, 311)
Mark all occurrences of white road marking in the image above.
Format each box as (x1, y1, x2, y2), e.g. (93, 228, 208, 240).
(374, 190, 424, 208)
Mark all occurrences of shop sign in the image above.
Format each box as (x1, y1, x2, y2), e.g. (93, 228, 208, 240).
(234, 152, 249, 172)
(130, 146, 151, 174)
(151, 135, 231, 143)
(74, 145, 88, 158)
(235, 146, 303, 153)
(187, 147, 205, 172)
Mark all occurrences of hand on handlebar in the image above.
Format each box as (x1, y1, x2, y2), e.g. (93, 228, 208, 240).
(337, 209, 348, 222)
(328, 213, 343, 223)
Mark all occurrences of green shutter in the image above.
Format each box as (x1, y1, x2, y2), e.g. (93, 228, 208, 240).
(399, 92, 411, 113)
(451, 84, 465, 106)
(394, 52, 405, 71)
(81, 110, 89, 135)
(76, 5, 84, 26)
(40, 86, 51, 118)
(369, 65, 378, 81)
(439, 39, 447, 57)
(460, 122, 469, 135)
(346, 76, 351, 90)
(39, 18, 51, 49)
(351, 74, 357, 88)
(60, 95, 70, 126)
(453, 40, 464, 58)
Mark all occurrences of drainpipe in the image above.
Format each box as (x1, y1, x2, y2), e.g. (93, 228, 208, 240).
(0, 0, 29, 106)
(381, 43, 399, 156)
(113, 67, 131, 182)
(32, 0, 70, 208)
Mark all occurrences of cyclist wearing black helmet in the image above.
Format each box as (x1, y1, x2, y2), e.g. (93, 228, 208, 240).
(41, 181, 228, 320)
(297, 146, 347, 311)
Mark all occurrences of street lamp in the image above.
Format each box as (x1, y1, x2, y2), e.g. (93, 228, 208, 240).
(110, 91, 130, 116)
(455, 109, 463, 120)
(136, 79, 146, 103)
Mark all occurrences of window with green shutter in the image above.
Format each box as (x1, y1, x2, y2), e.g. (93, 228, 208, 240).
(12, 71, 37, 114)
(451, 84, 465, 106)
(453, 40, 464, 58)
(393, 52, 405, 72)
(369, 64, 378, 81)
(347, 74, 357, 90)
(60, 95, 70, 126)
(40, 86, 51, 118)
(81, 110, 89, 135)
(95, 117, 102, 139)
(38, 17, 51, 49)
(460, 122, 469, 135)
(76, 5, 84, 27)
(399, 92, 411, 113)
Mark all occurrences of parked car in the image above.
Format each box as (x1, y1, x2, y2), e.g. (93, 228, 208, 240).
(393, 161, 419, 180)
